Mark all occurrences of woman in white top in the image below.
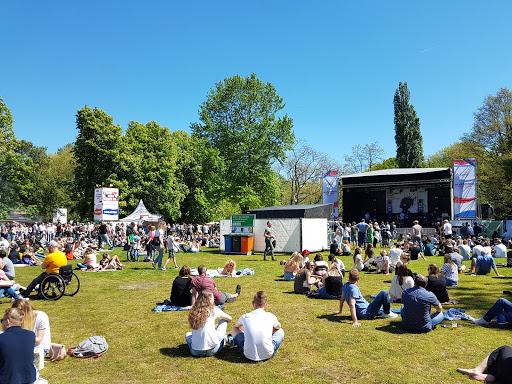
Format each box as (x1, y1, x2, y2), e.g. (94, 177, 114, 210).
(185, 290, 232, 357)
(12, 299, 51, 354)
(389, 265, 414, 302)
(440, 254, 459, 286)
(352, 247, 364, 271)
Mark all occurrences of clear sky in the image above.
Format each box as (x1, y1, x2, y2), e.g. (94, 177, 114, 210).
(1, 1, 511, 164)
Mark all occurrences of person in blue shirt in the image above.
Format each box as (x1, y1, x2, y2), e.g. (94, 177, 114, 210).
(401, 274, 444, 333)
(355, 220, 370, 248)
(334, 269, 397, 327)
(0, 307, 37, 384)
(474, 254, 503, 277)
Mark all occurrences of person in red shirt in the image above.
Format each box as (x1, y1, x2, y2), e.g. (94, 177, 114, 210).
(191, 265, 241, 306)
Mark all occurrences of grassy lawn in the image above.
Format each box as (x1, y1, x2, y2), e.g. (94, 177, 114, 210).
(4, 246, 512, 384)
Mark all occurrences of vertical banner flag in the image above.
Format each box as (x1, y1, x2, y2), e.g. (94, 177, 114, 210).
(323, 170, 339, 219)
(453, 159, 477, 218)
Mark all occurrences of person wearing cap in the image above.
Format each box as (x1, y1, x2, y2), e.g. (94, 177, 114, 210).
(21, 240, 67, 298)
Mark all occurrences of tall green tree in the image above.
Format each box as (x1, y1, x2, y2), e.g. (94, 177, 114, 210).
(191, 73, 294, 211)
(73, 106, 122, 219)
(393, 82, 423, 168)
(461, 88, 512, 218)
(111, 121, 186, 221)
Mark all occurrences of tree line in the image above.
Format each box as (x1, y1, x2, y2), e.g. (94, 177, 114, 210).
(1, 76, 511, 221)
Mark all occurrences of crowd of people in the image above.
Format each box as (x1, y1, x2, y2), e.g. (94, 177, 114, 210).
(1, 217, 511, 381)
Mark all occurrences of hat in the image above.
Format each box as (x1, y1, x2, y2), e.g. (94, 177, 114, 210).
(49, 240, 59, 248)
(301, 250, 310, 256)
(328, 254, 335, 262)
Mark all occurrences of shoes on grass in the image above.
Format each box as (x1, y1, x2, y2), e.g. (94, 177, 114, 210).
(472, 317, 489, 325)
(382, 312, 398, 319)
(236, 284, 241, 295)
(159, 267, 166, 271)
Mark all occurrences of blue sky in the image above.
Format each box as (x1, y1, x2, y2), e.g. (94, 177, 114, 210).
(1, 1, 511, 164)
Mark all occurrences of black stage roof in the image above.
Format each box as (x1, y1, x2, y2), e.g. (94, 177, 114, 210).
(342, 168, 452, 188)
(243, 203, 333, 219)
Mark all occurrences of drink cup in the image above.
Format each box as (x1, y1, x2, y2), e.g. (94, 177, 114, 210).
(452, 322, 457, 330)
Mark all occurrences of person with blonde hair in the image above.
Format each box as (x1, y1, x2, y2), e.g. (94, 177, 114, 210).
(319, 263, 343, 299)
(0, 307, 37, 384)
(440, 254, 459, 286)
(186, 290, 232, 357)
(222, 259, 237, 277)
(11, 298, 51, 355)
(283, 252, 301, 281)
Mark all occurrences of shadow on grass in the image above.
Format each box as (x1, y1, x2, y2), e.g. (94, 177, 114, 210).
(160, 344, 191, 358)
(317, 313, 350, 323)
(282, 291, 302, 295)
(375, 321, 407, 334)
(274, 278, 287, 282)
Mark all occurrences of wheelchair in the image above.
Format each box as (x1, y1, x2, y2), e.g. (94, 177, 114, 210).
(39, 265, 80, 301)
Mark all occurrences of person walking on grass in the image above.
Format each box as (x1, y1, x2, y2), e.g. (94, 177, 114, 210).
(334, 269, 397, 327)
(263, 221, 276, 261)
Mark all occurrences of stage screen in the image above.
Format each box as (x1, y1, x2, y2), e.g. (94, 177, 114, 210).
(386, 189, 428, 214)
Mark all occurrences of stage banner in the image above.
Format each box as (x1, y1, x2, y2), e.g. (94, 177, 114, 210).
(454, 158, 477, 218)
(323, 170, 338, 219)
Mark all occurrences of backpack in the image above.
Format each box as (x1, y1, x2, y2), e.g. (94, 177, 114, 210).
(48, 343, 67, 361)
(68, 336, 108, 359)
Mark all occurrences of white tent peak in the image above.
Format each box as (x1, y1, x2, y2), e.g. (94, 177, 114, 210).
(119, 200, 162, 223)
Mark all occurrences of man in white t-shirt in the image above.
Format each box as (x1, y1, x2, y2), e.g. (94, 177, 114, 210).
(388, 245, 403, 266)
(458, 239, 472, 261)
(442, 220, 452, 239)
(231, 291, 284, 361)
(493, 238, 507, 258)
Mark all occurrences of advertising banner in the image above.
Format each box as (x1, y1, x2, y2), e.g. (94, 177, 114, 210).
(94, 188, 119, 204)
(454, 158, 477, 218)
(94, 204, 119, 221)
(231, 214, 255, 233)
(53, 208, 68, 224)
(323, 171, 338, 219)
(93, 187, 119, 221)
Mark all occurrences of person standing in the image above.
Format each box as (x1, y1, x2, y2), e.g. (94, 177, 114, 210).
(0, 307, 37, 384)
(99, 221, 113, 250)
(231, 291, 285, 361)
(412, 220, 423, 252)
(263, 221, 276, 261)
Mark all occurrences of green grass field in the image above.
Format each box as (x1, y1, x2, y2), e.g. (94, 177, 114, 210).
(3, 247, 511, 384)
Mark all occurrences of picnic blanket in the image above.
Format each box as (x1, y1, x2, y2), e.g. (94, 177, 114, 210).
(444, 308, 475, 321)
(152, 300, 224, 312)
(190, 267, 255, 277)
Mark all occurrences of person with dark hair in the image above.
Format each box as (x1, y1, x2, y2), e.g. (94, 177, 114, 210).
(426, 264, 450, 303)
(334, 269, 397, 327)
(0, 250, 15, 280)
(231, 291, 284, 361)
(263, 221, 276, 261)
(313, 254, 328, 277)
(0, 307, 37, 384)
(401, 274, 444, 333)
(457, 345, 512, 382)
(191, 265, 240, 306)
(389, 265, 414, 302)
(170, 266, 193, 307)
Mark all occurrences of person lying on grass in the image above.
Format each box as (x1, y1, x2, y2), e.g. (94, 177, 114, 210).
(185, 290, 232, 357)
(457, 345, 512, 382)
(221, 259, 237, 277)
(99, 253, 123, 270)
(472, 298, 512, 326)
(230, 291, 284, 362)
(333, 269, 397, 327)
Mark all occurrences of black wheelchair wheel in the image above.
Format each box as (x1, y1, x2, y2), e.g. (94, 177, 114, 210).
(63, 272, 80, 296)
(40, 274, 65, 301)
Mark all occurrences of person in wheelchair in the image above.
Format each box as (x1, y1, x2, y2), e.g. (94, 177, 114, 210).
(20, 240, 67, 298)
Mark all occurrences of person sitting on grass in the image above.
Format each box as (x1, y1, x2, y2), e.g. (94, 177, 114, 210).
(230, 291, 285, 362)
(472, 298, 512, 326)
(191, 265, 240, 306)
(457, 345, 512, 382)
(313, 254, 329, 278)
(283, 252, 302, 281)
(318, 263, 343, 300)
(389, 265, 414, 303)
(12, 298, 51, 355)
(334, 269, 398, 327)
(401, 274, 444, 333)
(221, 259, 237, 277)
(426, 264, 450, 304)
(352, 247, 365, 272)
(328, 255, 345, 277)
(468, 249, 503, 277)
(170, 266, 193, 308)
(375, 250, 391, 275)
(185, 290, 232, 357)
(0, 257, 24, 301)
(342, 240, 352, 256)
(294, 261, 321, 294)
(99, 253, 123, 270)
(440, 254, 459, 287)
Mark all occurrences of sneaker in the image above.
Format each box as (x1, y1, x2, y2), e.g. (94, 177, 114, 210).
(174, 266, 180, 269)
(472, 317, 489, 325)
(159, 267, 166, 271)
(152, 262, 156, 269)
(224, 334, 234, 347)
(382, 311, 398, 319)
(236, 284, 241, 295)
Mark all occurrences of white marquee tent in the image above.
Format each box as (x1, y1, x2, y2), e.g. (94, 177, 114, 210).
(118, 200, 162, 223)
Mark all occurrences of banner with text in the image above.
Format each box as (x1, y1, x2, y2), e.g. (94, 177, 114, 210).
(454, 158, 477, 218)
(323, 170, 338, 219)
